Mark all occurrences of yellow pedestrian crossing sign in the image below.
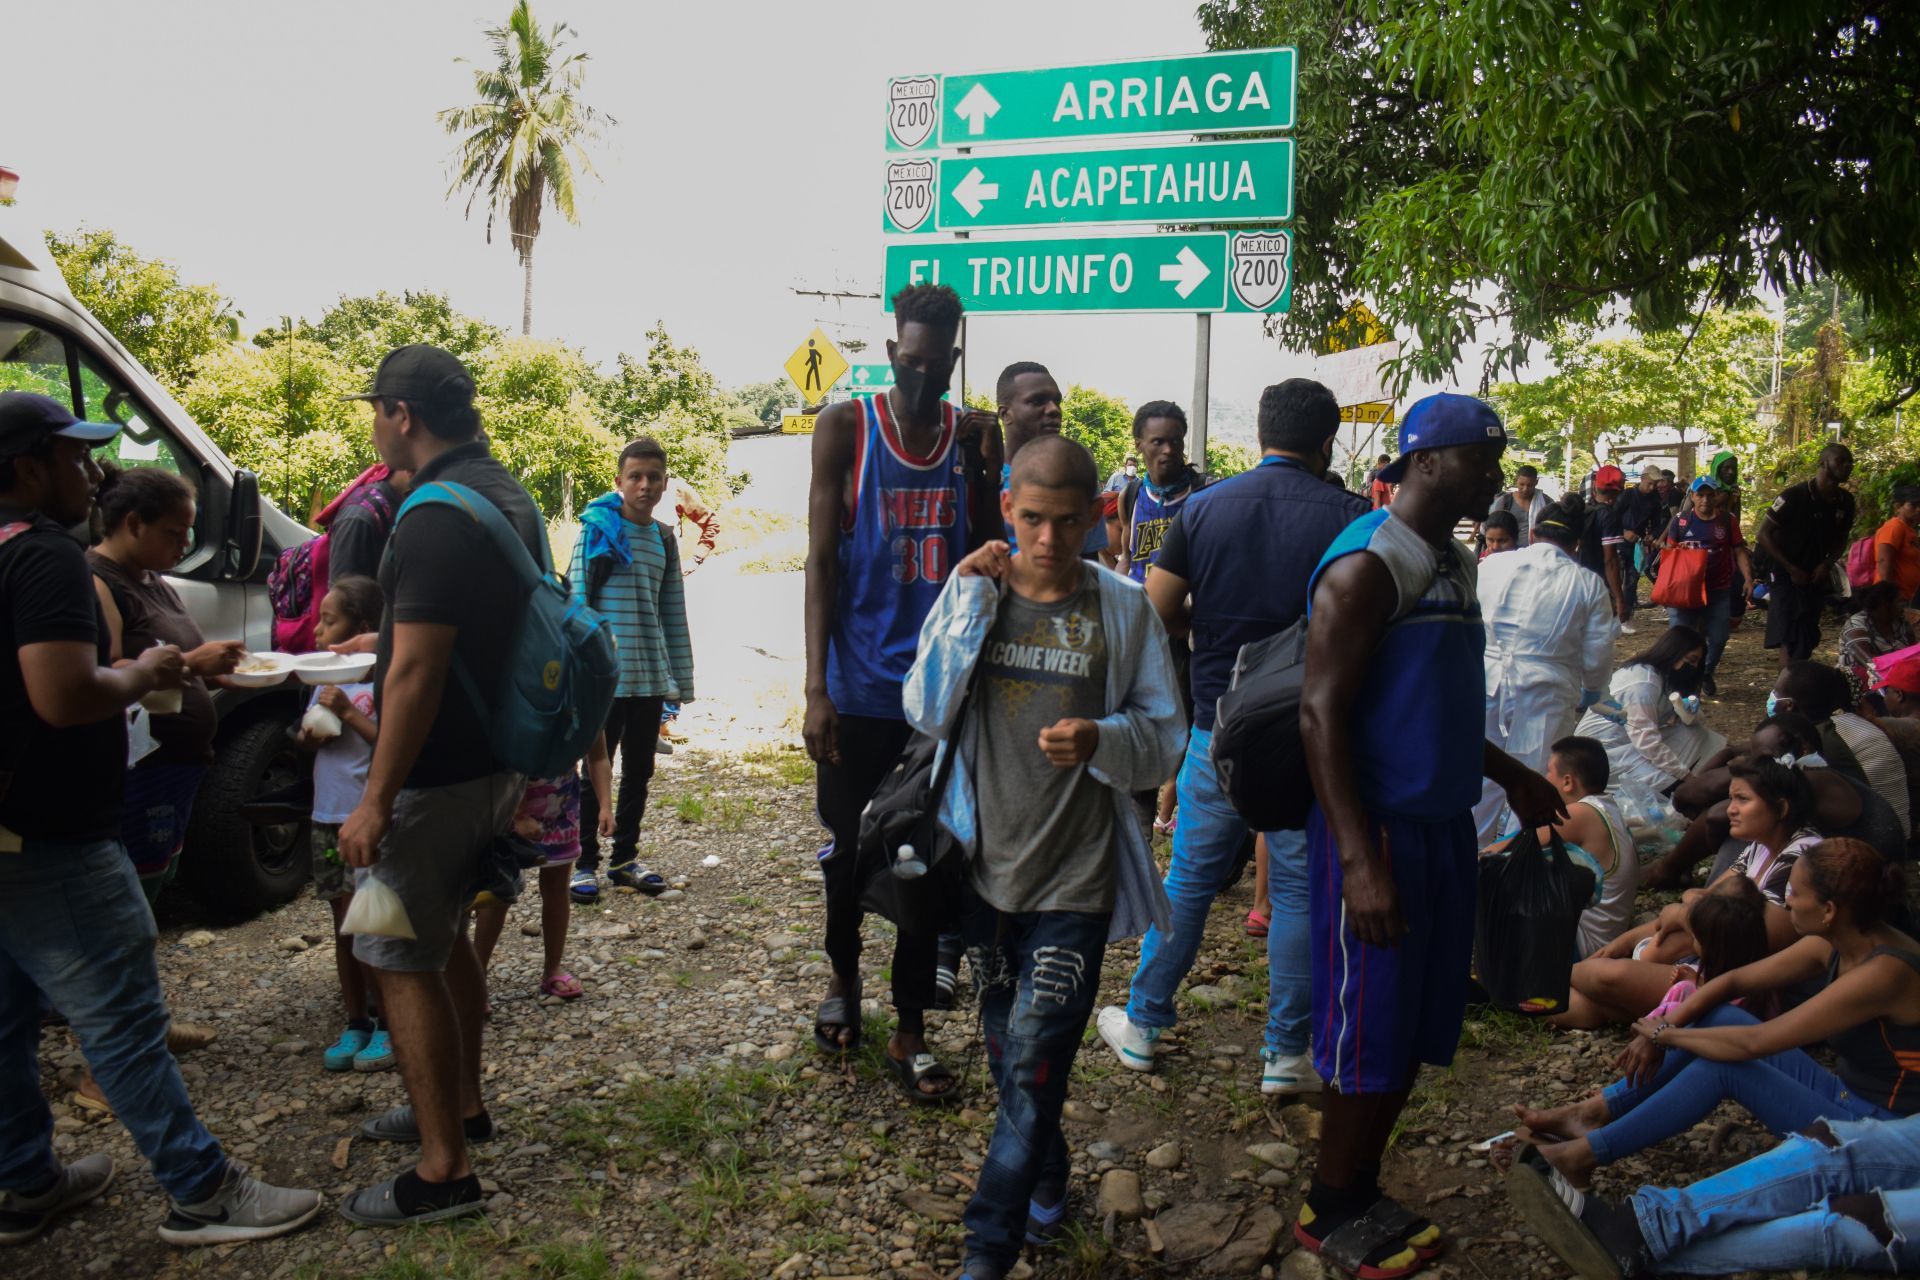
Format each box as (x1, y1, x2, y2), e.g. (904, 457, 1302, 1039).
(784, 328, 848, 406)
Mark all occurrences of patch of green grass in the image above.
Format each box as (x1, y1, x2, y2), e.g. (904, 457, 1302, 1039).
(671, 791, 707, 823)
(712, 793, 764, 832)
(729, 893, 764, 908)
(742, 742, 816, 787)
(1055, 1221, 1118, 1279)
(670, 969, 697, 989)
(528, 1240, 654, 1279)
(1460, 1006, 1557, 1056)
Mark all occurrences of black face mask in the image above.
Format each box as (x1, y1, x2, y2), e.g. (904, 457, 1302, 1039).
(1670, 663, 1703, 696)
(892, 361, 950, 422)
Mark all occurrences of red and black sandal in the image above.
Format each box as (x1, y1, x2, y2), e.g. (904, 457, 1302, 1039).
(1295, 1196, 1445, 1279)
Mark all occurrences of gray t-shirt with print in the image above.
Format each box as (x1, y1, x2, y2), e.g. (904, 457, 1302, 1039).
(972, 574, 1114, 914)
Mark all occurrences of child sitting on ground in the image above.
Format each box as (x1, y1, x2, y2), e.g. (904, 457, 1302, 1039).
(296, 576, 391, 1072)
(471, 739, 614, 1000)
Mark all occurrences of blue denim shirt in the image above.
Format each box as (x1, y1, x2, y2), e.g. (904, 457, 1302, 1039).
(902, 564, 1186, 942)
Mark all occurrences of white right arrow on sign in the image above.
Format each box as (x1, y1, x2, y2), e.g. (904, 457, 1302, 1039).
(1159, 245, 1211, 300)
(952, 168, 1000, 217)
(953, 84, 1001, 136)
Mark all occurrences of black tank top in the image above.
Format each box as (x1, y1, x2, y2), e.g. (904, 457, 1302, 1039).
(1825, 945, 1920, 1114)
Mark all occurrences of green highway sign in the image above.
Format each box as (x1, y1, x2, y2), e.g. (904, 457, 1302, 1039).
(883, 139, 1293, 235)
(884, 49, 1297, 151)
(846, 364, 896, 392)
(884, 229, 1293, 315)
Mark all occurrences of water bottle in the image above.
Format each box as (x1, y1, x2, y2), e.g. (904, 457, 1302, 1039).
(892, 842, 927, 881)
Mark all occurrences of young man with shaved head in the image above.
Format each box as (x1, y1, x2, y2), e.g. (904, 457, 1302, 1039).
(904, 434, 1184, 1280)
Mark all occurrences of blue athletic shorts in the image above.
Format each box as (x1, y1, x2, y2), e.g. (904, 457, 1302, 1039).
(1308, 804, 1476, 1094)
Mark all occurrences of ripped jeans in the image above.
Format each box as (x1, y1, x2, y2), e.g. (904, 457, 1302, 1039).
(1637, 1114, 1920, 1273)
(961, 897, 1111, 1276)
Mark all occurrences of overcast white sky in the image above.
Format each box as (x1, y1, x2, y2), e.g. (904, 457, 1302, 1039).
(7, 0, 1498, 449)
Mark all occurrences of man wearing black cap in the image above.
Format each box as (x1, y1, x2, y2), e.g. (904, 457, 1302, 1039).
(1295, 393, 1564, 1276)
(333, 347, 545, 1225)
(0, 392, 322, 1246)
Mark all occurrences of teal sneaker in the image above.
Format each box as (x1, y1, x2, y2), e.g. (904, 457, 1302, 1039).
(353, 1028, 395, 1073)
(323, 1027, 371, 1072)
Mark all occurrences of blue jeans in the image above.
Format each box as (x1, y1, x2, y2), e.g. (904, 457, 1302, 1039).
(1637, 1115, 1920, 1273)
(1667, 587, 1732, 678)
(1127, 727, 1311, 1057)
(1589, 1005, 1897, 1165)
(961, 900, 1109, 1275)
(0, 839, 226, 1202)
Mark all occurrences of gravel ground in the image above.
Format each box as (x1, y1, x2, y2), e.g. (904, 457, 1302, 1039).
(14, 600, 1848, 1280)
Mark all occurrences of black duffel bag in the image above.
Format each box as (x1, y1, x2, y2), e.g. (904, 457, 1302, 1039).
(1210, 618, 1315, 832)
(1473, 828, 1596, 1015)
(855, 683, 976, 938)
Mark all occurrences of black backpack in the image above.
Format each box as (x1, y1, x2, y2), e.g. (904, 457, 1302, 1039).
(855, 676, 979, 938)
(1209, 617, 1314, 832)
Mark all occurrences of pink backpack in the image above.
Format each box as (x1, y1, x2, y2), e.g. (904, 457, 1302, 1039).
(1846, 535, 1878, 589)
(267, 468, 393, 653)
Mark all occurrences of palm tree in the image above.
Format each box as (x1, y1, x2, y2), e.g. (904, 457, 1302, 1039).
(440, 1, 611, 336)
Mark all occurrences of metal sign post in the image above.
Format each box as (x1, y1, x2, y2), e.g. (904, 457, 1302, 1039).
(1191, 313, 1212, 470)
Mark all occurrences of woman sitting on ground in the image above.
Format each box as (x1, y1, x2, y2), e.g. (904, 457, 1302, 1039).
(1514, 837, 1920, 1192)
(1644, 713, 1906, 889)
(1553, 755, 1817, 1029)
(1839, 581, 1916, 692)
(1574, 626, 1716, 801)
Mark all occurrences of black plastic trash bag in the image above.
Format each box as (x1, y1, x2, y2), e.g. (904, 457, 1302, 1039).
(1473, 829, 1596, 1015)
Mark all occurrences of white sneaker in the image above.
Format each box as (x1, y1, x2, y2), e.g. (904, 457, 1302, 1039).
(0, 1153, 114, 1245)
(1619, 622, 1637, 635)
(1096, 1006, 1159, 1072)
(158, 1162, 322, 1247)
(1261, 1050, 1324, 1096)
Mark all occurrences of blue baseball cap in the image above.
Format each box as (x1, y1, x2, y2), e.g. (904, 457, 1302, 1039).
(1376, 393, 1506, 484)
(0, 391, 121, 461)
(1689, 475, 1720, 493)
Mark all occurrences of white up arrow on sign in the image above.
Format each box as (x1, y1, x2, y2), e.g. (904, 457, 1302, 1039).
(853, 369, 870, 384)
(953, 83, 1001, 136)
(952, 168, 1000, 217)
(1159, 245, 1212, 299)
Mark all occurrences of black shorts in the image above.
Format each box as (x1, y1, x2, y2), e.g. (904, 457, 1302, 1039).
(1764, 580, 1824, 659)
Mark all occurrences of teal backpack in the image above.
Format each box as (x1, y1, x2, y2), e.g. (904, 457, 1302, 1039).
(392, 481, 618, 778)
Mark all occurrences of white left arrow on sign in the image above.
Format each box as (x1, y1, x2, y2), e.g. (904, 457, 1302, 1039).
(952, 168, 1000, 217)
(953, 84, 1001, 136)
(1159, 245, 1212, 300)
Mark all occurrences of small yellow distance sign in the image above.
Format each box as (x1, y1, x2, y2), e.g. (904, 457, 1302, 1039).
(1339, 402, 1397, 425)
(783, 327, 849, 406)
(780, 410, 816, 435)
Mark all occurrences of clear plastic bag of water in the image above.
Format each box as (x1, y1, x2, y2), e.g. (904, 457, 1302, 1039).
(339, 872, 417, 939)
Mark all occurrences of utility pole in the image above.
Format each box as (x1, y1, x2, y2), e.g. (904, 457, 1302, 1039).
(1191, 314, 1212, 470)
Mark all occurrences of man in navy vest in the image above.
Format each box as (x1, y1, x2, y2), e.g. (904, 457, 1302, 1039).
(1096, 379, 1365, 1100)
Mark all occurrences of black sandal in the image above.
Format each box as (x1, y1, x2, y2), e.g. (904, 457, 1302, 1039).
(886, 1048, 960, 1105)
(813, 981, 862, 1055)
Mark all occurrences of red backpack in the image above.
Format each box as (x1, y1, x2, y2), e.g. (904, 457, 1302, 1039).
(267, 471, 393, 652)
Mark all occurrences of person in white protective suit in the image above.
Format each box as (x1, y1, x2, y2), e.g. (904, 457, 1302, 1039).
(1576, 624, 1727, 807)
(1473, 500, 1619, 843)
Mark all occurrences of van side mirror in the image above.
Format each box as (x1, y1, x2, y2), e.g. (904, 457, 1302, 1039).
(225, 469, 263, 580)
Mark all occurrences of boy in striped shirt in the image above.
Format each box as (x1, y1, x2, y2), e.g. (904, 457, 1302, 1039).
(568, 437, 695, 900)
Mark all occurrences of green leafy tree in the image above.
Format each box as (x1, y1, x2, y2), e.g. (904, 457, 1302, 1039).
(595, 325, 739, 499)
(178, 339, 370, 520)
(1491, 311, 1776, 472)
(441, 0, 612, 335)
(1205, 441, 1258, 479)
(730, 379, 794, 428)
(477, 337, 619, 518)
(1060, 385, 1133, 481)
(1201, 2, 1920, 403)
(46, 227, 239, 395)
(261, 290, 502, 383)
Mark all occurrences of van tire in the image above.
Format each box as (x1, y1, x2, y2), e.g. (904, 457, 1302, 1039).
(183, 713, 311, 920)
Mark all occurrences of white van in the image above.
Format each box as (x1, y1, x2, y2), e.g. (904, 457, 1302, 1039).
(0, 205, 319, 917)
